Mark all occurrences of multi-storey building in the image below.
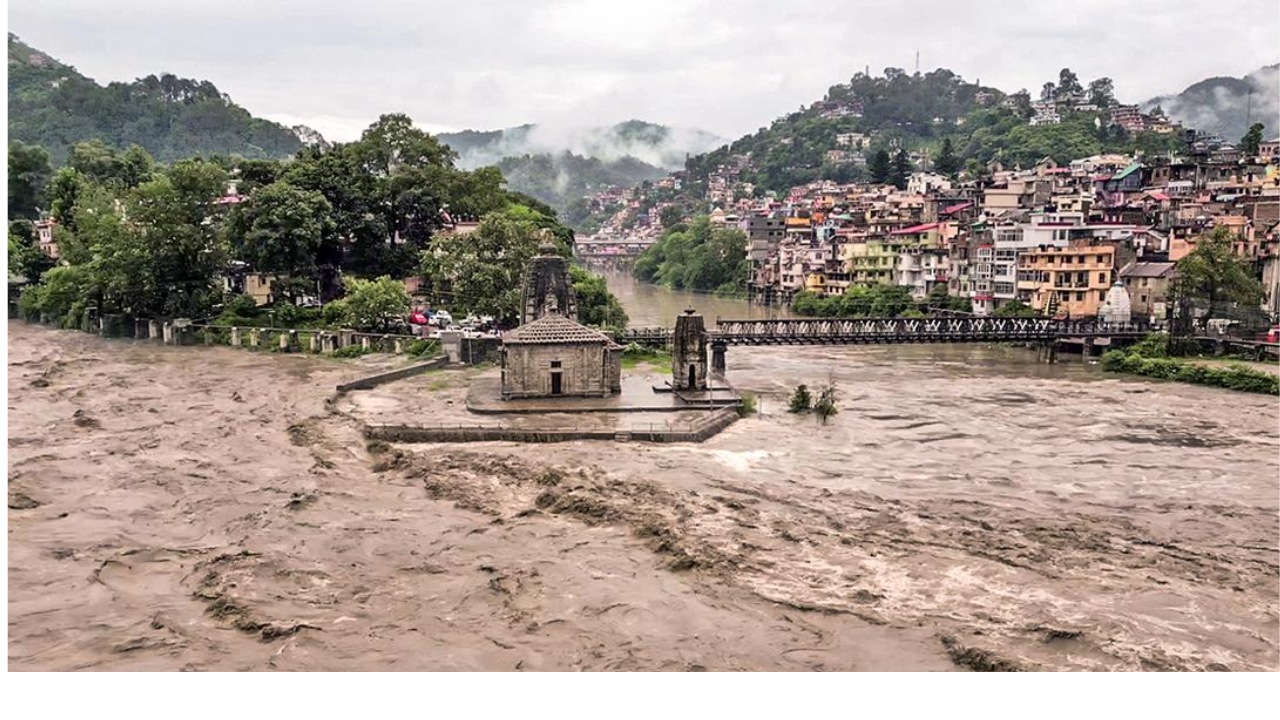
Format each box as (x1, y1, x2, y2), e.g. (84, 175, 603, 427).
(1016, 241, 1117, 318)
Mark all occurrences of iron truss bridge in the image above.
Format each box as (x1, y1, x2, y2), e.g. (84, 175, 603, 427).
(708, 317, 1153, 346)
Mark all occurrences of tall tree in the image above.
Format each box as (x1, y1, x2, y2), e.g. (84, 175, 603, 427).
(1241, 123, 1265, 156)
(1173, 226, 1264, 326)
(1009, 89, 1033, 118)
(1056, 68, 1083, 99)
(1040, 82, 1057, 102)
(868, 149, 892, 184)
(418, 206, 555, 323)
(890, 149, 911, 190)
(935, 138, 961, 177)
(8, 141, 52, 220)
(66, 140, 154, 188)
(1087, 77, 1116, 108)
(227, 181, 335, 302)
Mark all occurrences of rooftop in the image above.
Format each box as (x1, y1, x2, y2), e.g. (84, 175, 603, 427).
(1120, 262, 1177, 278)
(502, 314, 617, 346)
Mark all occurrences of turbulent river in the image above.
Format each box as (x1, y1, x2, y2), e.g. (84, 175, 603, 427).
(8, 288, 1279, 670)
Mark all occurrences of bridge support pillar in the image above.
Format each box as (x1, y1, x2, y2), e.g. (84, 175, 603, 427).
(711, 341, 727, 376)
(1082, 338, 1093, 365)
(672, 308, 708, 391)
(1039, 340, 1058, 364)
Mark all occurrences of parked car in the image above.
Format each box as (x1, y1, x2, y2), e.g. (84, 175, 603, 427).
(433, 310, 453, 327)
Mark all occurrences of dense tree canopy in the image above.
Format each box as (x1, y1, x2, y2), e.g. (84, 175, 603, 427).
(1174, 226, 1265, 313)
(8, 34, 303, 165)
(11, 113, 628, 332)
(226, 181, 335, 301)
(419, 205, 569, 324)
(633, 216, 748, 296)
(8, 140, 51, 219)
(1240, 123, 1265, 156)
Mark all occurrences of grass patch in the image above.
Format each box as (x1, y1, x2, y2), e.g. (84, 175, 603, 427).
(406, 339, 441, 358)
(1101, 333, 1278, 395)
(621, 343, 671, 370)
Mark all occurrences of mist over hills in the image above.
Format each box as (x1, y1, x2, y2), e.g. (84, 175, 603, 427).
(438, 120, 726, 171)
(436, 120, 724, 211)
(1142, 65, 1279, 141)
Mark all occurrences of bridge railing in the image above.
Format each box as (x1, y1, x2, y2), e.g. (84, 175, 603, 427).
(708, 317, 1159, 344)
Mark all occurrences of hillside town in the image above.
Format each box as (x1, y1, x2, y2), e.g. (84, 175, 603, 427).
(579, 127, 1280, 325)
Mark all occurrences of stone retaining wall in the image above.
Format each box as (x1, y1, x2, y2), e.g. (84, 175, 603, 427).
(335, 357, 450, 393)
(363, 407, 740, 444)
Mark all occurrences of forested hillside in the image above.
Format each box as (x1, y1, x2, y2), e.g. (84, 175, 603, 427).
(8, 34, 303, 164)
(495, 152, 666, 210)
(683, 67, 1185, 198)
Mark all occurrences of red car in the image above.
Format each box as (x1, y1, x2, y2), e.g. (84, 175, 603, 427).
(409, 311, 430, 326)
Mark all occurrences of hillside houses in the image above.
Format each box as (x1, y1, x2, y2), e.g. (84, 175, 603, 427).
(731, 146, 1280, 319)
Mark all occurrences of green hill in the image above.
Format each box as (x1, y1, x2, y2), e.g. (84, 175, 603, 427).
(8, 33, 303, 164)
(679, 67, 1193, 198)
(495, 151, 666, 211)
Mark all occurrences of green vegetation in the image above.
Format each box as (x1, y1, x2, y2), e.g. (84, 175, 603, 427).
(1240, 122, 1266, 156)
(8, 141, 51, 219)
(11, 110, 626, 335)
(405, 339, 441, 358)
(737, 393, 758, 418)
(8, 219, 54, 279)
(496, 151, 665, 212)
(331, 276, 410, 332)
(1172, 227, 1265, 324)
(1102, 336, 1278, 395)
(633, 216, 748, 295)
(211, 294, 325, 329)
(670, 66, 1185, 201)
(9, 34, 303, 165)
(791, 285, 915, 317)
(620, 343, 671, 370)
(993, 300, 1038, 318)
(788, 384, 812, 413)
(570, 265, 629, 331)
(419, 204, 566, 324)
(814, 383, 840, 425)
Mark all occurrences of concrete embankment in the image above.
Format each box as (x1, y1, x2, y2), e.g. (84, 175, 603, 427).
(364, 407, 740, 444)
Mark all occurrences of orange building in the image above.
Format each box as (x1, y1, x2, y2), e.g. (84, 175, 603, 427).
(1016, 241, 1116, 318)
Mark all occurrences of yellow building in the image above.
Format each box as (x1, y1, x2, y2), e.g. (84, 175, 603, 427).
(841, 240, 902, 285)
(1016, 242, 1116, 318)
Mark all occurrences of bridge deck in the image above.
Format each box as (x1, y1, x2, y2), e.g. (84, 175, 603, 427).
(617, 317, 1154, 347)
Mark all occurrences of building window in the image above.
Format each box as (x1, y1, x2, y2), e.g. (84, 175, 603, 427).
(550, 360, 562, 368)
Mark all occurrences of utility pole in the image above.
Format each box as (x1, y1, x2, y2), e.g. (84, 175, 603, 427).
(915, 50, 920, 75)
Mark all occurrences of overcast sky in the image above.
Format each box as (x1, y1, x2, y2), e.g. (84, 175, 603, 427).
(9, 0, 1280, 142)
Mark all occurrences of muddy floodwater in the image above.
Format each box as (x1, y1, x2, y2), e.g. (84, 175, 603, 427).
(8, 320, 1279, 670)
(596, 269, 794, 327)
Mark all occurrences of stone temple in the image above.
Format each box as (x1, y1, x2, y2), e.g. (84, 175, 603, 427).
(500, 243, 622, 400)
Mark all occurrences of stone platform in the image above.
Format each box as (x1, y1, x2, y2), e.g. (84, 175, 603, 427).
(466, 373, 738, 414)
